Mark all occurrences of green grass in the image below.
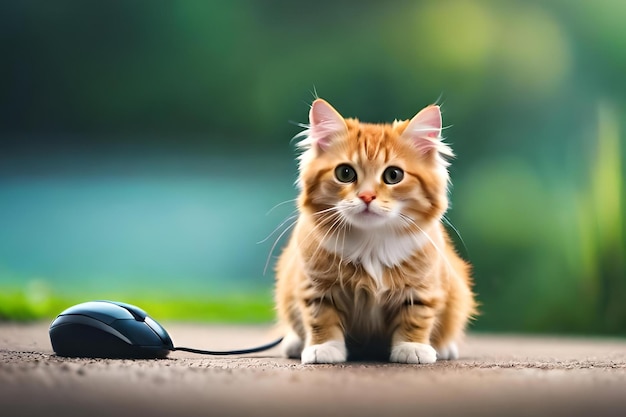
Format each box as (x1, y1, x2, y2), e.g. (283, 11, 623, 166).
(0, 288, 276, 323)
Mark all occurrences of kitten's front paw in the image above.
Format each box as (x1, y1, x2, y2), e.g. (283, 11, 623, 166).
(301, 341, 347, 364)
(390, 342, 437, 364)
(281, 331, 304, 359)
(436, 342, 459, 361)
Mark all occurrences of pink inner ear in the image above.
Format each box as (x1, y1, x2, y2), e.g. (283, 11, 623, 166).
(402, 105, 442, 154)
(309, 99, 346, 151)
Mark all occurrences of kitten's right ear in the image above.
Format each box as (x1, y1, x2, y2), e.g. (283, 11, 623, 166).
(309, 99, 347, 151)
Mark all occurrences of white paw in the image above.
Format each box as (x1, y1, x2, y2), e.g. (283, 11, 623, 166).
(301, 341, 347, 364)
(390, 342, 437, 364)
(436, 342, 459, 360)
(281, 331, 304, 359)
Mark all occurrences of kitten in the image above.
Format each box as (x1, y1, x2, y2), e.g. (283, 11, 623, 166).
(274, 98, 476, 364)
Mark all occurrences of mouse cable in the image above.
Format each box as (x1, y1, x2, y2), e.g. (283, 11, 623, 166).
(171, 336, 284, 356)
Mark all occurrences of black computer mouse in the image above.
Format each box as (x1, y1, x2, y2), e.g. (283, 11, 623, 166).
(49, 300, 174, 359)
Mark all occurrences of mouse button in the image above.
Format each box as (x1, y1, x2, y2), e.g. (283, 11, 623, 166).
(144, 317, 174, 348)
(109, 301, 148, 321)
(49, 315, 133, 345)
(111, 319, 164, 347)
(60, 301, 135, 324)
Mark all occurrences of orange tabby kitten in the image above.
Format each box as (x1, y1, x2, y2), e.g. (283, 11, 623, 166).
(275, 98, 476, 364)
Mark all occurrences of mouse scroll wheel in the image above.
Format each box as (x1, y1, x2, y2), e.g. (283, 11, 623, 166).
(108, 301, 149, 321)
(127, 309, 145, 321)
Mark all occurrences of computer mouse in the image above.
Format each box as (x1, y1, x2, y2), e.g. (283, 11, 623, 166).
(49, 300, 174, 359)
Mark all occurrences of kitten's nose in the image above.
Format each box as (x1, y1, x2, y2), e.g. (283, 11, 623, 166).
(358, 191, 376, 205)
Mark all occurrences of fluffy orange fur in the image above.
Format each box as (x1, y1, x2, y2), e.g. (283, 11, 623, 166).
(275, 99, 476, 364)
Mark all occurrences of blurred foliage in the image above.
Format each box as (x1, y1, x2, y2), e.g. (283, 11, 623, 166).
(456, 102, 625, 334)
(0, 285, 274, 323)
(1, 1, 625, 334)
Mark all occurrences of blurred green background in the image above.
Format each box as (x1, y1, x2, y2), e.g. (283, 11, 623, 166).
(1, 1, 625, 334)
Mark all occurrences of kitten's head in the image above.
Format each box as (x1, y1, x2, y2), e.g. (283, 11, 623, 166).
(296, 98, 453, 232)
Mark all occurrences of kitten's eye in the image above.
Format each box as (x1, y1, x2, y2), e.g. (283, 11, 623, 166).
(382, 166, 404, 184)
(335, 164, 357, 183)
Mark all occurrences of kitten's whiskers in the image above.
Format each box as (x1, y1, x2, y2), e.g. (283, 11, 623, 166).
(442, 215, 469, 258)
(265, 199, 298, 216)
(398, 214, 454, 274)
(263, 217, 298, 275)
(309, 212, 346, 275)
(258, 212, 298, 244)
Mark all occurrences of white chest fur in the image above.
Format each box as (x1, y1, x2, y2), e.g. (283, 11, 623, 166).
(322, 227, 430, 288)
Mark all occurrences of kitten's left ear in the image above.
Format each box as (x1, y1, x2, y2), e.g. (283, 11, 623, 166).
(401, 105, 443, 156)
(309, 99, 347, 151)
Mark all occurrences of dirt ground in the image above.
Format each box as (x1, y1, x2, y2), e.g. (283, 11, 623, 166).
(1, 322, 626, 417)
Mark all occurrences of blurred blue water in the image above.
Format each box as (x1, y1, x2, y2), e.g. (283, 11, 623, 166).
(0, 151, 297, 297)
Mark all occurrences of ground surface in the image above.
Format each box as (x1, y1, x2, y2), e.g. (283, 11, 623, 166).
(2, 322, 626, 417)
